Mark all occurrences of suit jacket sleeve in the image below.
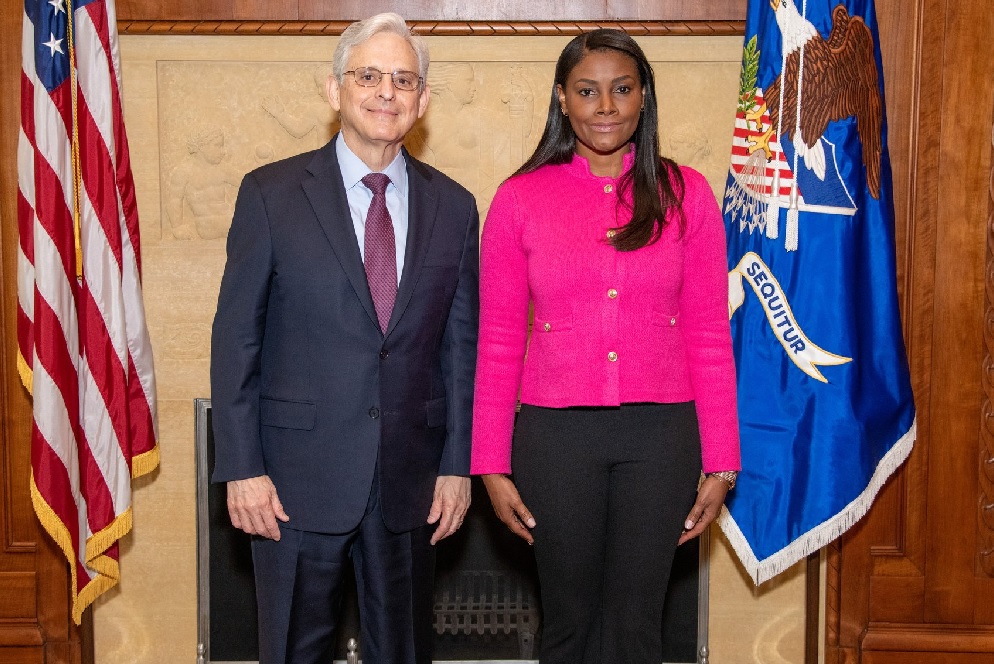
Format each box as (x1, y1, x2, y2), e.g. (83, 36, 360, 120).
(436, 201, 480, 476)
(210, 171, 274, 482)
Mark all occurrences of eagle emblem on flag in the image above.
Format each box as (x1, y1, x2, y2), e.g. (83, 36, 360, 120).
(726, 1, 883, 251)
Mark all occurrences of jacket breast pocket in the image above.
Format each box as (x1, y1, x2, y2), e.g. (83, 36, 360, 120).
(260, 397, 316, 431)
(426, 396, 447, 428)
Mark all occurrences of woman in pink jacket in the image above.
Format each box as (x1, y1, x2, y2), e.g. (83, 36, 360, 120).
(471, 29, 741, 664)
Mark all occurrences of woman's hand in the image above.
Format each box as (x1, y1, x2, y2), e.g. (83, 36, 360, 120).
(481, 473, 537, 544)
(678, 475, 730, 545)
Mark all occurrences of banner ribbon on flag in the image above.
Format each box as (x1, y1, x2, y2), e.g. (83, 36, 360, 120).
(728, 252, 851, 383)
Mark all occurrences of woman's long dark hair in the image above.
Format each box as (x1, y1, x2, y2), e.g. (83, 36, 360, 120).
(512, 29, 685, 251)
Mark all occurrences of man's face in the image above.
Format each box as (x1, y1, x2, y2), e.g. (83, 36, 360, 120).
(328, 32, 430, 161)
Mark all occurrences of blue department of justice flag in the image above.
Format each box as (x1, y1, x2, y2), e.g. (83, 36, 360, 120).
(719, 0, 916, 584)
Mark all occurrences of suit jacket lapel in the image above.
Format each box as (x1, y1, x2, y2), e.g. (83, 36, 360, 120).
(386, 152, 438, 336)
(302, 138, 381, 331)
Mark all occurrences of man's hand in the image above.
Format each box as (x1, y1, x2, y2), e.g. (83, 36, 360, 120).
(227, 475, 289, 541)
(481, 474, 536, 545)
(678, 475, 730, 545)
(427, 475, 471, 545)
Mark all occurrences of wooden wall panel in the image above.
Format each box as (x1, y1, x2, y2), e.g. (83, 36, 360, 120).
(863, 655, 994, 664)
(0, 0, 47, 653)
(925, 0, 992, 627)
(828, 0, 994, 662)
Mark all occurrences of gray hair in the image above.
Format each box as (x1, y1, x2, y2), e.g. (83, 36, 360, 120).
(332, 13, 429, 84)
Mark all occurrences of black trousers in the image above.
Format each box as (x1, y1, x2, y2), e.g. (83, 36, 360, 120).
(251, 473, 435, 664)
(513, 402, 702, 664)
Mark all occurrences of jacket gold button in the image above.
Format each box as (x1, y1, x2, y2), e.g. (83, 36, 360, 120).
(606, 229, 616, 238)
(607, 288, 618, 299)
(670, 317, 676, 326)
(608, 351, 618, 362)
(604, 184, 613, 193)
(544, 322, 551, 332)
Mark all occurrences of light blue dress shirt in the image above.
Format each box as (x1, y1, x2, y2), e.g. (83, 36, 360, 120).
(336, 134, 409, 285)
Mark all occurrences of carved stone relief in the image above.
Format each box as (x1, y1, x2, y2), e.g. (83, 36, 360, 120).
(156, 56, 737, 241)
(162, 126, 241, 240)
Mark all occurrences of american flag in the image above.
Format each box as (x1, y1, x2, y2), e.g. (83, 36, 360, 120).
(17, 0, 158, 623)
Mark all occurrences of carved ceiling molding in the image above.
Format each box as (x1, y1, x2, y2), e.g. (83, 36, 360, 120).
(117, 19, 746, 36)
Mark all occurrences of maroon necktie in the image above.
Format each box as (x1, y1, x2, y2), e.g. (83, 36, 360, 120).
(361, 173, 397, 333)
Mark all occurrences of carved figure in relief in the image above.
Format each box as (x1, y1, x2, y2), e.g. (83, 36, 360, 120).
(164, 127, 240, 240)
(420, 63, 488, 194)
(261, 64, 339, 150)
(501, 66, 535, 176)
(665, 122, 713, 173)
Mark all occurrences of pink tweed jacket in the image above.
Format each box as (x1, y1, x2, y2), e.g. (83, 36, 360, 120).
(471, 151, 741, 475)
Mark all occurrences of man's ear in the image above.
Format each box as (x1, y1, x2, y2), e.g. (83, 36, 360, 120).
(417, 82, 431, 119)
(327, 75, 341, 112)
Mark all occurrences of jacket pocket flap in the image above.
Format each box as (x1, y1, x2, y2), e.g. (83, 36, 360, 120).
(260, 398, 316, 430)
(532, 314, 573, 333)
(651, 310, 680, 327)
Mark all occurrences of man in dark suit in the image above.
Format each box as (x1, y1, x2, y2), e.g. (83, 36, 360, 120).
(210, 13, 478, 664)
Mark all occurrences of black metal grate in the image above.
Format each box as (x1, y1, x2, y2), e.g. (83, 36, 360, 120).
(433, 570, 539, 659)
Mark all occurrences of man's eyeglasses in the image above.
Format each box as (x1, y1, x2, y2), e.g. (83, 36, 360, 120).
(344, 67, 423, 92)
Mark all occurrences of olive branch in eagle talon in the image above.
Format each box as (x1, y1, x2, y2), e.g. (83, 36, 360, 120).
(740, 1, 884, 199)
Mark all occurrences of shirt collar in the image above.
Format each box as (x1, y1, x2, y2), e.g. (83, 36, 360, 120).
(335, 133, 408, 192)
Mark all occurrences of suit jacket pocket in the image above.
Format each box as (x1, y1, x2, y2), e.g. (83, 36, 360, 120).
(426, 396, 447, 428)
(651, 310, 680, 328)
(260, 397, 316, 430)
(532, 314, 573, 334)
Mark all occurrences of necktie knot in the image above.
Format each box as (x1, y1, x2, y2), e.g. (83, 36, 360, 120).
(362, 172, 391, 197)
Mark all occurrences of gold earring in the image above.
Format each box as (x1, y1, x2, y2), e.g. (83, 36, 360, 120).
(561, 108, 568, 116)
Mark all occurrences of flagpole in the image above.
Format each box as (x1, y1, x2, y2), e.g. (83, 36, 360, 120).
(804, 551, 820, 664)
(66, 0, 83, 280)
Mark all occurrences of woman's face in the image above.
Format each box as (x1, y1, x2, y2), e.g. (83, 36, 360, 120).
(557, 49, 645, 168)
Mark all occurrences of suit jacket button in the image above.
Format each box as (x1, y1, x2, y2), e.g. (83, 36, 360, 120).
(369, 407, 380, 419)
(379, 349, 389, 359)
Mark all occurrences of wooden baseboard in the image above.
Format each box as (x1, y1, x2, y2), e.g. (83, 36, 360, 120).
(862, 623, 994, 653)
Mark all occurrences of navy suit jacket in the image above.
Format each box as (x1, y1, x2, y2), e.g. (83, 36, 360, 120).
(210, 136, 479, 534)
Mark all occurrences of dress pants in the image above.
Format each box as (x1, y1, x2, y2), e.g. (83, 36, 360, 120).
(251, 473, 436, 664)
(512, 402, 703, 664)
